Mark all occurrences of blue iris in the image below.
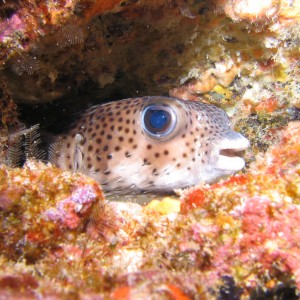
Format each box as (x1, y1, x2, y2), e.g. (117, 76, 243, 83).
(149, 110, 169, 129)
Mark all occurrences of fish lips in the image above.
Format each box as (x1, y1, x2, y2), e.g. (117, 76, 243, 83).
(216, 131, 250, 172)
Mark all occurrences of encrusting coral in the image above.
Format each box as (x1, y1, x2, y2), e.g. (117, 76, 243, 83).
(0, 0, 300, 298)
(0, 122, 299, 298)
(0, 160, 104, 261)
(179, 121, 300, 293)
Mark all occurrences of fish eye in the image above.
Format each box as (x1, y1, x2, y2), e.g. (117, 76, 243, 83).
(141, 104, 177, 139)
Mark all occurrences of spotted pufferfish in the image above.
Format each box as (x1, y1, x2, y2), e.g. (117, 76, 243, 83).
(50, 96, 249, 194)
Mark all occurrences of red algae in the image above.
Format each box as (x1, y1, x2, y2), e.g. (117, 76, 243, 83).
(1, 120, 300, 299)
(0, 0, 300, 298)
(0, 160, 104, 261)
(179, 121, 300, 294)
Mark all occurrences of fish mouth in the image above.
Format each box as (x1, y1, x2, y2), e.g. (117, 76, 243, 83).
(219, 148, 246, 158)
(216, 133, 250, 172)
(217, 147, 248, 171)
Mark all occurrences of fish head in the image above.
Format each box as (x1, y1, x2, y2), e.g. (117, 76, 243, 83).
(135, 96, 249, 190)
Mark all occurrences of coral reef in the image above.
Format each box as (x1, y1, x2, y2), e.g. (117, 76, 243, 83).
(0, 122, 299, 298)
(0, 0, 300, 298)
(0, 160, 104, 261)
(179, 121, 300, 295)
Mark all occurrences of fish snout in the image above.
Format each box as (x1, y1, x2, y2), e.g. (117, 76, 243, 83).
(216, 131, 250, 172)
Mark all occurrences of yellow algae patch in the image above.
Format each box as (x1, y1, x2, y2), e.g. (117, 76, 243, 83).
(145, 197, 181, 214)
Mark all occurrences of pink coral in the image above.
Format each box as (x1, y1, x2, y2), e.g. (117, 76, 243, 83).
(44, 184, 101, 230)
(179, 121, 300, 291)
(0, 14, 24, 43)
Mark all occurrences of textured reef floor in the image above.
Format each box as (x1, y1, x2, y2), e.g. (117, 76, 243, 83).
(0, 123, 299, 298)
(0, 0, 300, 299)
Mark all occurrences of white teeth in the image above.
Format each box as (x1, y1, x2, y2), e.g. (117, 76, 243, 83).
(217, 155, 245, 171)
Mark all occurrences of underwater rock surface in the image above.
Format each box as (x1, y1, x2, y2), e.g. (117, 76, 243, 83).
(0, 0, 300, 298)
(0, 122, 299, 298)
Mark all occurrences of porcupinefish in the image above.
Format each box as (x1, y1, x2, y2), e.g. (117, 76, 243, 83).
(49, 96, 249, 194)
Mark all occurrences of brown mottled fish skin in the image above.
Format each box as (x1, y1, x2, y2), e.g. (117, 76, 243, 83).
(50, 96, 249, 194)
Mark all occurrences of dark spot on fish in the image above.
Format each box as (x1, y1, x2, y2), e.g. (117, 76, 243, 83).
(88, 145, 93, 151)
(110, 125, 115, 131)
(107, 154, 113, 159)
(164, 150, 169, 155)
(147, 144, 152, 150)
(118, 126, 123, 131)
(182, 153, 187, 158)
(107, 135, 112, 140)
(115, 146, 120, 151)
(118, 117, 123, 122)
(155, 153, 160, 158)
(104, 170, 111, 175)
(133, 144, 137, 149)
(119, 137, 124, 142)
(96, 138, 102, 144)
(125, 128, 129, 133)
(125, 151, 131, 157)
(103, 145, 108, 151)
